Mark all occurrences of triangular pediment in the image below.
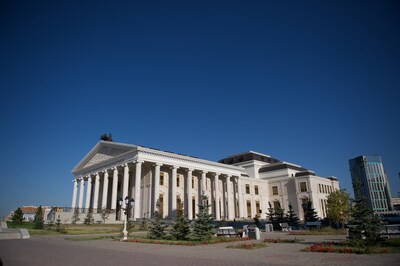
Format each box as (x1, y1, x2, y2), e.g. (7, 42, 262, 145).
(72, 141, 137, 173)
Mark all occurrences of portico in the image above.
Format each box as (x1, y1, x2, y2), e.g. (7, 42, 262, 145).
(70, 141, 242, 221)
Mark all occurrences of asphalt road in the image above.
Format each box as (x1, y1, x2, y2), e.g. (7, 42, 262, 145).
(0, 233, 399, 266)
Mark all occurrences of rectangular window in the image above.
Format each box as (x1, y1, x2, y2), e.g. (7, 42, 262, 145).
(246, 200, 252, 218)
(255, 185, 259, 195)
(159, 194, 164, 217)
(272, 186, 278, 195)
(246, 184, 250, 194)
(192, 177, 194, 189)
(160, 173, 164, 186)
(300, 182, 307, 192)
(273, 201, 281, 211)
(319, 184, 322, 193)
(255, 201, 260, 217)
(177, 176, 180, 187)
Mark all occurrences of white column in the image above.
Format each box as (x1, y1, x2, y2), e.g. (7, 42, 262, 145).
(237, 176, 243, 218)
(85, 176, 92, 209)
(201, 171, 207, 195)
(154, 163, 162, 213)
(101, 171, 109, 209)
(78, 178, 85, 209)
(214, 173, 220, 220)
(226, 176, 234, 220)
(134, 160, 143, 220)
(170, 166, 178, 215)
(71, 179, 78, 208)
(123, 164, 129, 200)
(186, 169, 193, 219)
(93, 173, 100, 210)
(111, 167, 119, 210)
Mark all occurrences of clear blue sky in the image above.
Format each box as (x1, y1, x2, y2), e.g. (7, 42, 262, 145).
(0, 0, 399, 217)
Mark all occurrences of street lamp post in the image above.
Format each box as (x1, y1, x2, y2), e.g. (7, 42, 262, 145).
(118, 196, 134, 241)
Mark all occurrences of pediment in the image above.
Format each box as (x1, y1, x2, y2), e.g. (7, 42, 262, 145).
(72, 141, 137, 173)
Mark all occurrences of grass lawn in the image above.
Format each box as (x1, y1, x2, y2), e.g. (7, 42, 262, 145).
(7, 222, 123, 235)
(126, 236, 250, 246)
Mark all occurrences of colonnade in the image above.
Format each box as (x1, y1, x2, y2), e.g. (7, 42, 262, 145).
(71, 160, 244, 221)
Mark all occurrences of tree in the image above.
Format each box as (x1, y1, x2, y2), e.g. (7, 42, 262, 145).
(266, 202, 276, 223)
(303, 201, 318, 223)
(148, 200, 166, 239)
(11, 207, 24, 224)
(326, 190, 350, 228)
(71, 208, 80, 224)
(100, 208, 109, 224)
(170, 199, 190, 240)
(33, 206, 44, 229)
(83, 209, 95, 225)
(100, 133, 113, 141)
(348, 179, 382, 247)
(192, 195, 214, 241)
(286, 203, 299, 227)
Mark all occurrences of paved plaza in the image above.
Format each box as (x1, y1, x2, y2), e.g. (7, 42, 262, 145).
(0, 232, 399, 266)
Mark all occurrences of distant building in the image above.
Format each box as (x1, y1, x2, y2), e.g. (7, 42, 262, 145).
(64, 141, 340, 223)
(349, 155, 392, 212)
(392, 197, 400, 211)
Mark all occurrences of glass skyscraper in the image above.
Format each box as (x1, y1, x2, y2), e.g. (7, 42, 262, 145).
(349, 155, 392, 212)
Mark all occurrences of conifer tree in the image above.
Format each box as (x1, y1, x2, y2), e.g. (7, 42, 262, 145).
(266, 202, 275, 223)
(303, 201, 319, 223)
(192, 195, 214, 241)
(83, 209, 95, 225)
(286, 203, 299, 227)
(71, 208, 80, 224)
(148, 200, 166, 239)
(11, 207, 24, 224)
(170, 199, 190, 240)
(33, 206, 44, 229)
(349, 179, 382, 246)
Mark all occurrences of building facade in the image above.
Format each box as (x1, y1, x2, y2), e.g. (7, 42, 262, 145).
(349, 155, 392, 212)
(64, 141, 339, 223)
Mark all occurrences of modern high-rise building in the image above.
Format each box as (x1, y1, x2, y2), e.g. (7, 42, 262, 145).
(349, 155, 392, 212)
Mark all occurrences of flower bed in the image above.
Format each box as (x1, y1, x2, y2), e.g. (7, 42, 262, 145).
(301, 242, 391, 254)
(262, 238, 304, 243)
(226, 242, 267, 250)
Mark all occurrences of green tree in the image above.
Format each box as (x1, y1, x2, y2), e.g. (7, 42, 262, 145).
(33, 206, 44, 229)
(170, 199, 190, 240)
(275, 207, 286, 224)
(83, 209, 95, 225)
(326, 190, 350, 227)
(303, 201, 319, 223)
(266, 202, 276, 223)
(349, 179, 382, 247)
(100, 133, 113, 141)
(100, 208, 109, 224)
(11, 207, 24, 224)
(71, 208, 80, 224)
(286, 203, 299, 227)
(148, 200, 166, 239)
(192, 195, 214, 241)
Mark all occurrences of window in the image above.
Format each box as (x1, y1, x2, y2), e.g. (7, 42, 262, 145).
(300, 182, 307, 192)
(255, 185, 259, 195)
(273, 201, 281, 211)
(319, 184, 322, 193)
(255, 201, 260, 217)
(192, 177, 194, 189)
(177, 175, 180, 187)
(159, 194, 164, 217)
(160, 173, 164, 186)
(246, 200, 252, 218)
(246, 184, 250, 194)
(272, 186, 278, 195)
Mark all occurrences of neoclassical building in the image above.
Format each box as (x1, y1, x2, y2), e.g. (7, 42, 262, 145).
(65, 141, 339, 223)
